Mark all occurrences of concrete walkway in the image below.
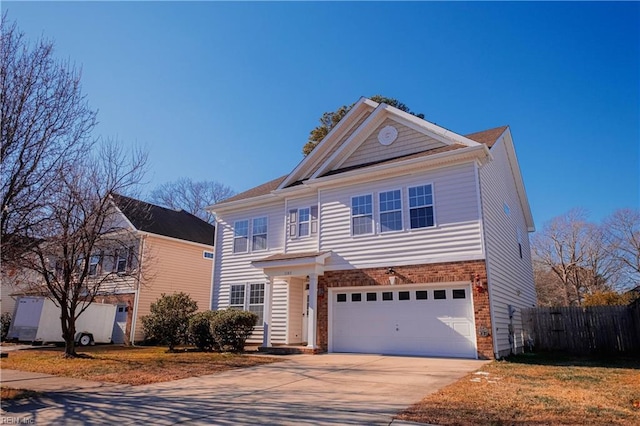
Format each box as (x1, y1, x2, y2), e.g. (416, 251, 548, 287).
(1, 354, 487, 425)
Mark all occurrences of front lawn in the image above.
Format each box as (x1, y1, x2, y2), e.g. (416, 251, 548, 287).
(0, 345, 280, 386)
(398, 353, 640, 426)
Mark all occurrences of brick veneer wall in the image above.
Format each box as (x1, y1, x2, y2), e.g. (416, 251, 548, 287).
(316, 260, 494, 359)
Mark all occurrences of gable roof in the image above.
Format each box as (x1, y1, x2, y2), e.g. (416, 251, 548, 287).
(213, 126, 505, 206)
(110, 194, 215, 246)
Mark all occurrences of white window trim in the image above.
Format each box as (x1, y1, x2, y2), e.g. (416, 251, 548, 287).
(233, 220, 249, 254)
(228, 283, 265, 328)
(251, 216, 268, 252)
(351, 193, 375, 237)
(407, 183, 436, 230)
(378, 188, 403, 234)
(298, 207, 311, 238)
(288, 206, 318, 240)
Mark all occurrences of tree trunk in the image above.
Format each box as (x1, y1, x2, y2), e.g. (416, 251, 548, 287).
(61, 306, 77, 357)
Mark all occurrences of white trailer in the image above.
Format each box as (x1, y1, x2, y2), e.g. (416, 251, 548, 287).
(8, 296, 117, 346)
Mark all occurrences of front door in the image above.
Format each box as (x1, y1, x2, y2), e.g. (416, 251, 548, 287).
(302, 288, 309, 343)
(111, 304, 128, 344)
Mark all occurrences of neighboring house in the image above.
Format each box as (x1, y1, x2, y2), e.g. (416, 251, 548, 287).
(101, 194, 215, 343)
(6, 194, 215, 344)
(208, 97, 535, 359)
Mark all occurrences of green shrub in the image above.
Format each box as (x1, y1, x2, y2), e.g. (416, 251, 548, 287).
(210, 310, 257, 352)
(188, 310, 219, 351)
(1, 312, 12, 341)
(141, 292, 198, 351)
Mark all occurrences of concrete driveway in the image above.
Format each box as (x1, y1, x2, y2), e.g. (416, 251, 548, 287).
(1, 354, 487, 425)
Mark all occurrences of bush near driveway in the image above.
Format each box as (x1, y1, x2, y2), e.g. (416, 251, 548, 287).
(188, 310, 219, 351)
(397, 353, 640, 426)
(210, 310, 258, 353)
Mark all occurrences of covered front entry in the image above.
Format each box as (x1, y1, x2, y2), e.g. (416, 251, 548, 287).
(329, 283, 478, 358)
(251, 251, 331, 350)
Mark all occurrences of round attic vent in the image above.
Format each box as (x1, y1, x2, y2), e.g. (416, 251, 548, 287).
(377, 125, 398, 146)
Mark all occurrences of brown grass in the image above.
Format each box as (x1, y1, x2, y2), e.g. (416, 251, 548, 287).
(398, 354, 640, 426)
(0, 345, 280, 386)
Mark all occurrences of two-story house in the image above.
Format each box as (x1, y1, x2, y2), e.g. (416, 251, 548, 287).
(208, 97, 535, 359)
(8, 194, 216, 345)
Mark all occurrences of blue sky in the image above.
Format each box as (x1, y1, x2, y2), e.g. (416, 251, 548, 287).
(5, 1, 639, 230)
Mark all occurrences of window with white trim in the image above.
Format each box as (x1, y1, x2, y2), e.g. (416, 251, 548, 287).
(252, 217, 268, 251)
(298, 208, 310, 237)
(229, 283, 265, 325)
(288, 206, 318, 239)
(233, 220, 249, 253)
(88, 254, 101, 276)
(351, 194, 373, 235)
(379, 189, 402, 233)
(115, 249, 128, 273)
(409, 184, 435, 229)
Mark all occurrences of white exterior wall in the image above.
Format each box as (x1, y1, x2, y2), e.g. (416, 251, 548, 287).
(319, 162, 484, 269)
(212, 202, 289, 344)
(285, 195, 319, 253)
(479, 138, 536, 358)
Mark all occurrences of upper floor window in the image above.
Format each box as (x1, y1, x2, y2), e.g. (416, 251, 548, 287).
(351, 194, 373, 235)
(379, 189, 402, 233)
(409, 184, 434, 229)
(252, 217, 268, 251)
(88, 254, 101, 276)
(288, 206, 318, 239)
(115, 249, 128, 273)
(233, 220, 249, 253)
(298, 208, 310, 237)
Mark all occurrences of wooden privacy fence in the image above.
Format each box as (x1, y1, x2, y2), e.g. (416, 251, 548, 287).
(522, 302, 640, 355)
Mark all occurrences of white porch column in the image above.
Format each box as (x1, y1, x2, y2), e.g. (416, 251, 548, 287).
(306, 274, 318, 349)
(262, 277, 273, 348)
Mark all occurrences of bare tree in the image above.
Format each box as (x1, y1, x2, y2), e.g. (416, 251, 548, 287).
(1, 14, 97, 265)
(531, 209, 618, 306)
(18, 141, 147, 357)
(149, 178, 234, 224)
(604, 208, 640, 288)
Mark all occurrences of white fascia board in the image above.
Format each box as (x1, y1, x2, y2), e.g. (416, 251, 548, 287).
(310, 102, 389, 180)
(251, 252, 331, 270)
(277, 97, 377, 190)
(501, 128, 535, 232)
(387, 105, 481, 147)
(108, 198, 138, 233)
(305, 144, 491, 189)
(207, 193, 280, 215)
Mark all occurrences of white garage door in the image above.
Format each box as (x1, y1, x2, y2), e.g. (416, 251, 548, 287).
(330, 284, 477, 358)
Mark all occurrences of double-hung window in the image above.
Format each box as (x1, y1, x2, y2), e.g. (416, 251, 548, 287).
(88, 255, 101, 276)
(252, 217, 268, 251)
(409, 184, 435, 229)
(233, 220, 249, 253)
(298, 208, 310, 237)
(229, 283, 265, 325)
(379, 190, 402, 233)
(289, 206, 318, 239)
(351, 194, 373, 235)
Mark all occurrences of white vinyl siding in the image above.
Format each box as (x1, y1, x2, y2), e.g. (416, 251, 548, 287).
(285, 195, 320, 253)
(320, 162, 484, 269)
(479, 137, 536, 358)
(338, 118, 447, 170)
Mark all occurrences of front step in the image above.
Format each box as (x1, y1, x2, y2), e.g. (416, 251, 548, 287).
(257, 345, 322, 355)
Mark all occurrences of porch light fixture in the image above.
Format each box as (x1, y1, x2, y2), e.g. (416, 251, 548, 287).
(386, 267, 396, 285)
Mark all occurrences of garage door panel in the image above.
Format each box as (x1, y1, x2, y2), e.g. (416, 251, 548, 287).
(331, 286, 477, 358)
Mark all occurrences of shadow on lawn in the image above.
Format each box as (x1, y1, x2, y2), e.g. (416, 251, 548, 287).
(504, 351, 640, 369)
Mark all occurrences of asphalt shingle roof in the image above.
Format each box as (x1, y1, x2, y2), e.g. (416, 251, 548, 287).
(214, 126, 508, 206)
(111, 194, 215, 246)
